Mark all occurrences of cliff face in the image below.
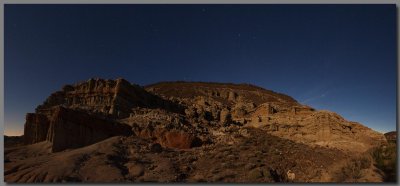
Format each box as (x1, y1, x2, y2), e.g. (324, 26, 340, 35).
(10, 78, 391, 183)
(23, 78, 386, 154)
(48, 107, 132, 152)
(24, 106, 132, 152)
(24, 113, 50, 144)
(35, 78, 183, 119)
(23, 78, 186, 152)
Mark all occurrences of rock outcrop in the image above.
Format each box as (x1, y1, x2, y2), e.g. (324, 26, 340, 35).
(12, 78, 390, 183)
(384, 131, 397, 142)
(23, 79, 386, 153)
(24, 106, 132, 152)
(146, 81, 386, 152)
(48, 106, 132, 152)
(24, 113, 50, 144)
(36, 78, 183, 119)
(23, 78, 188, 152)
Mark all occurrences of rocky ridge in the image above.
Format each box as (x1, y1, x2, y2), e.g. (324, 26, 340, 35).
(146, 81, 386, 152)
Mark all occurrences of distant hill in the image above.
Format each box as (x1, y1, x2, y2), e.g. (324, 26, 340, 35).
(384, 131, 396, 142)
(4, 135, 24, 148)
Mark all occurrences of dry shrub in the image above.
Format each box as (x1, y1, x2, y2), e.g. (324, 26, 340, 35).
(371, 142, 397, 182)
(333, 155, 371, 182)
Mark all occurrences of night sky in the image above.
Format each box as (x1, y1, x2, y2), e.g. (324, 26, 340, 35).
(5, 4, 397, 136)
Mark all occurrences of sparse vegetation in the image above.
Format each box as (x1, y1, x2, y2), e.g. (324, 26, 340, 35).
(332, 139, 397, 183)
(372, 141, 396, 182)
(333, 155, 371, 182)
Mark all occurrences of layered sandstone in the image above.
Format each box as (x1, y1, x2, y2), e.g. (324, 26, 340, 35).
(23, 79, 387, 153)
(36, 78, 183, 119)
(24, 113, 50, 144)
(48, 106, 132, 152)
(8, 78, 391, 183)
(146, 81, 386, 152)
(24, 106, 132, 152)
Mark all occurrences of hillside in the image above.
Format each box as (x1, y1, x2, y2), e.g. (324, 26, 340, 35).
(4, 78, 391, 183)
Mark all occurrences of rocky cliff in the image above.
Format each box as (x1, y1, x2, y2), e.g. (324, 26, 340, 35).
(24, 106, 132, 152)
(24, 113, 50, 144)
(8, 78, 392, 183)
(22, 79, 386, 154)
(146, 81, 386, 152)
(35, 78, 183, 119)
(48, 106, 132, 152)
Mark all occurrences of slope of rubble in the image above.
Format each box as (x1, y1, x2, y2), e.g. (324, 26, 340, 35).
(5, 128, 351, 183)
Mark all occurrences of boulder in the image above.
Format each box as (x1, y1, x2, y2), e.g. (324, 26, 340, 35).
(163, 131, 197, 149)
(126, 163, 145, 177)
(219, 108, 232, 125)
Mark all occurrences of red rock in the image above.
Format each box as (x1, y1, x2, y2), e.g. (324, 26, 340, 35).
(163, 131, 196, 149)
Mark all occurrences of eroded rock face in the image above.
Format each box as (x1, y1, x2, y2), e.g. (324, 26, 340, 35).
(22, 79, 387, 152)
(9, 78, 391, 183)
(48, 106, 132, 152)
(24, 113, 50, 144)
(36, 78, 183, 119)
(24, 106, 132, 152)
(146, 81, 387, 152)
(251, 110, 386, 152)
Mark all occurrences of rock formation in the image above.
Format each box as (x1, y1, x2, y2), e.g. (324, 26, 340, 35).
(36, 78, 183, 119)
(22, 79, 386, 153)
(47, 106, 132, 152)
(146, 81, 386, 152)
(24, 106, 132, 152)
(24, 113, 50, 144)
(5, 78, 391, 183)
(384, 131, 396, 142)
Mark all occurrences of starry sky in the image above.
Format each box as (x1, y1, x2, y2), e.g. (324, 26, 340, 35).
(4, 4, 397, 136)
